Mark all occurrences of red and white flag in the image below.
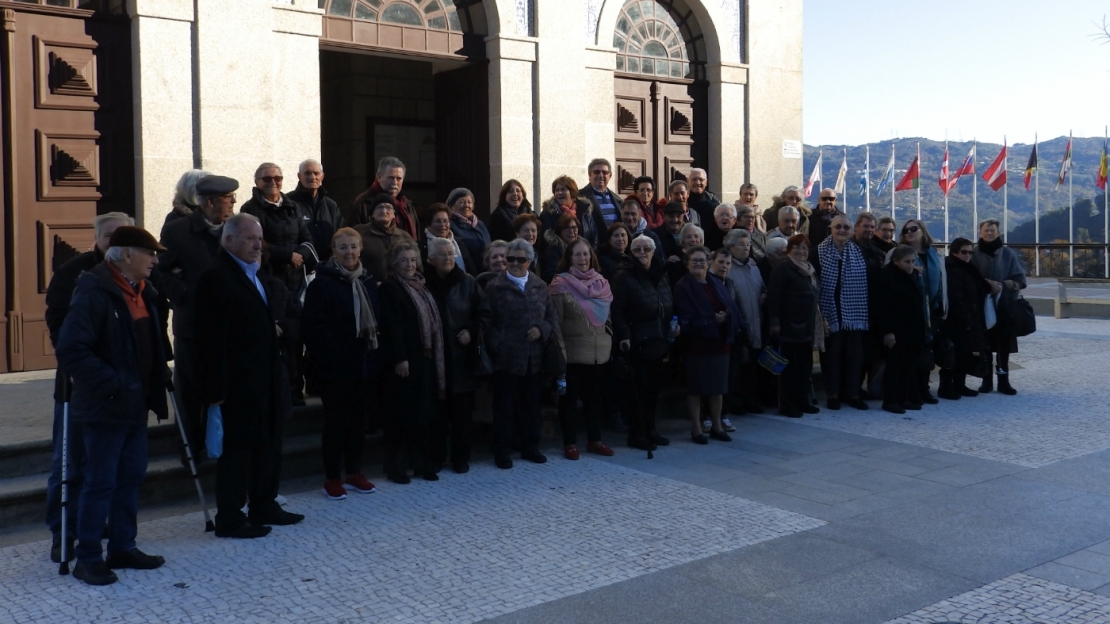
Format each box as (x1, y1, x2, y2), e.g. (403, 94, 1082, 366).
(982, 143, 1007, 192)
(949, 146, 975, 187)
(938, 147, 950, 195)
(804, 152, 822, 197)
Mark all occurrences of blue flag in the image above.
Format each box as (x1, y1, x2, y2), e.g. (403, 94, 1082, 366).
(857, 170, 867, 197)
(875, 153, 895, 197)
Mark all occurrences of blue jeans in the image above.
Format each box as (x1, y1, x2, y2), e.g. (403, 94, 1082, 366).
(75, 420, 148, 564)
(45, 401, 86, 538)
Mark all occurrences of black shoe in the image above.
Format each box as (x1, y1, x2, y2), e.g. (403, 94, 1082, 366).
(421, 471, 440, 481)
(827, 398, 841, 410)
(779, 410, 803, 418)
(105, 548, 165, 570)
(215, 522, 272, 539)
(452, 462, 470, 474)
(72, 560, 118, 586)
(801, 404, 820, 414)
(709, 430, 732, 442)
(998, 375, 1017, 395)
(691, 433, 709, 445)
(937, 387, 961, 400)
(958, 386, 980, 397)
(521, 450, 548, 464)
(250, 508, 304, 526)
(495, 456, 513, 469)
(627, 436, 657, 451)
(978, 378, 993, 393)
(50, 535, 75, 563)
(846, 398, 869, 410)
(882, 402, 906, 414)
(388, 472, 411, 485)
(647, 431, 671, 446)
(904, 402, 922, 411)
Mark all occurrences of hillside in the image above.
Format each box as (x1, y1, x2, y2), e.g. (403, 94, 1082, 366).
(803, 136, 1108, 242)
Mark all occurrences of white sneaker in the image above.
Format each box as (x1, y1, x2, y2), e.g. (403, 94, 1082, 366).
(722, 418, 736, 432)
(275, 494, 288, 506)
(702, 420, 712, 432)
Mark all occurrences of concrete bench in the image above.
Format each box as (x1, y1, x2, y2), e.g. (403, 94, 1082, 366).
(1055, 278, 1110, 318)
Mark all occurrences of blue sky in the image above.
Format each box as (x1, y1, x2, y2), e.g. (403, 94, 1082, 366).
(802, 0, 1110, 146)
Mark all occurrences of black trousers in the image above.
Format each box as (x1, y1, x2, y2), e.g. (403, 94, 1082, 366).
(625, 356, 665, 439)
(885, 347, 922, 407)
(172, 336, 204, 457)
(727, 345, 756, 412)
(430, 392, 474, 467)
(383, 423, 430, 477)
(820, 330, 864, 400)
(215, 417, 283, 531)
(492, 372, 541, 459)
(320, 381, 368, 480)
(558, 363, 603, 446)
(778, 340, 813, 414)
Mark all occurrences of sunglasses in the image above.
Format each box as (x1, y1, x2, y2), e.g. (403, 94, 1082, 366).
(821, 197, 837, 202)
(903, 225, 920, 234)
(259, 176, 283, 184)
(956, 249, 973, 256)
(833, 225, 851, 231)
(505, 256, 529, 264)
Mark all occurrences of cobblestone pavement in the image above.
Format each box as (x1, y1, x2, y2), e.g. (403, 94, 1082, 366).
(771, 318, 1110, 467)
(886, 573, 1110, 623)
(0, 458, 822, 624)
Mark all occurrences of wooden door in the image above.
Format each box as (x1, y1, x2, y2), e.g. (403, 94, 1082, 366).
(613, 76, 708, 196)
(0, 7, 132, 372)
(434, 62, 490, 217)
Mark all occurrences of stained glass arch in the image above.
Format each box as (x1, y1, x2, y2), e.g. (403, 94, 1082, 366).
(322, 0, 465, 33)
(612, 0, 704, 81)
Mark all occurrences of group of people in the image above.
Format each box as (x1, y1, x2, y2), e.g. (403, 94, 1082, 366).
(43, 154, 1029, 586)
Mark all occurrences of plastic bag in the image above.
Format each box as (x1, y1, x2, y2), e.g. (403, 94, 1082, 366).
(984, 294, 997, 330)
(205, 404, 224, 459)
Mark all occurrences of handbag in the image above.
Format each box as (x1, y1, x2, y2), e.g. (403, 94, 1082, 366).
(205, 404, 224, 459)
(475, 336, 494, 378)
(757, 342, 789, 375)
(629, 320, 669, 361)
(984, 294, 998, 330)
(296, 242, 320, 306)
(997, 294, 1036, 337)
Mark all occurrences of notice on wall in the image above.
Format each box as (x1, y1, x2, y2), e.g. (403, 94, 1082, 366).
(782, 140, 802, 159)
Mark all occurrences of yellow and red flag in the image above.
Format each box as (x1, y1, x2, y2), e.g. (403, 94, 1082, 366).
(1097, 139, 1108, 191)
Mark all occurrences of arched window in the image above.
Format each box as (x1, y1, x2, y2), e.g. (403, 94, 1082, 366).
(322, 0, 463, 32)
(612, 0, 704, 81)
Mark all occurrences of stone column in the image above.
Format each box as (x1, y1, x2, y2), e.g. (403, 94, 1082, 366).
(582, 46, 616, 171)
(746, 0, 803, 196)
(533, 0, 586, 196)
(707, 63, 748, 203)
(486, 34, 537, 203)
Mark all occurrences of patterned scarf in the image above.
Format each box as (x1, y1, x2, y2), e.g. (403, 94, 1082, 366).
(817, 237, 870, 333)
(397, 273, 446, 391)
(328, 258, 378, 348)
(549, 267, 612, 327)
(451, 211, 480, 229)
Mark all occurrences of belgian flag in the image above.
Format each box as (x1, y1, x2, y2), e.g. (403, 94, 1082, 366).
(1023, 144, 1037, 191)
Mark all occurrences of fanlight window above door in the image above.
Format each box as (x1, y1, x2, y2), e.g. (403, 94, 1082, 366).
(612, 0, 703, 80)
(322, 0, 463, 32)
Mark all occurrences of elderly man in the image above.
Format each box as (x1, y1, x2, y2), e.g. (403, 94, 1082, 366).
(239, 163, 318, 291)
(736, 205, 768, 260)
(345, 156, 420, 238)
(687, 168, 721, 226)
(808, 188, 844, 247)
(813, 214, 870, 411)
(354, 193, 414, 283)
(287, 159, 341, 262)
(44, 212, 133, 565)
(579, 158, 622, 225)
(876, 216, 897, 249)
(56, 226, 171, 585)
(661, 179, 700, 227)
(651, 201, 687, 262)
(704, 203, 737, 251)
(767, 206, 801, 240)
(724, 228, 766, 415)
(620, 197, 663, 264)
(763, 185, 804, 232)
(854, 212, 888, 399)
(194, 213, 305, 539)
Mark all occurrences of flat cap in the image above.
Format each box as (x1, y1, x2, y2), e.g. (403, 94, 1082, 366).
(195, 175, 239, 196)
(663, 201, 686, 215)
(108, 226, 166, 252)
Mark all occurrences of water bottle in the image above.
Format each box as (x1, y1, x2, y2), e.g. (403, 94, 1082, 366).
(668, 316, 679, 343)
(555, 375, 567, 396)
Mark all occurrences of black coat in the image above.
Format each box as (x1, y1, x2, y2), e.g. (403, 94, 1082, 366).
(541, 228, 569, 284)
(378, 277, 441, 426)
(597, 245, 635, 280)
(45, 248, 103, 401)
(287, 184, 342, 262)
(240, 188, 318, 289)
(418, 232, 478, 277)
(688, 190, 722, 227)
(193, 250, 286, 450)
(301, 261, 383, 384)
(157, 209, 223, 338)
(875, 263, 929, 349)
(944, 256, 990, 356)
(425, 265, 481, 394)
(539, 198, 606, 249)
(487, 199, 533, 243)
(610, 260, 673, 360)
(55, 263, 170, 424)
(674, 273, 744, 346)
(767, 261, 818, 343)
(479, 270, 559, 376)
(652, 224, 682, 261)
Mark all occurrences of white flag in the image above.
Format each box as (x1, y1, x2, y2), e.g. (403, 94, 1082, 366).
(834, 150, 848, 195)
(804, 152, 823, 197)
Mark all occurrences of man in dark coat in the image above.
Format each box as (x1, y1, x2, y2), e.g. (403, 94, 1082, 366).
(194, 213, 305, 539)
(286, 159, 341, 262)
(355, 194, 415, 283)
(687, 167, 722, 227)
(43, 211, 132, 564)
(853, 211, 888, 398)
(158, 174, 238, 450)
(807, 188, 844, 248)
(578, 158, 622, 226)
(344, 156, 420, 238)
(239, 162, 318, 294)
(652, 202, 687, 262)
(55, 226, 171, 585)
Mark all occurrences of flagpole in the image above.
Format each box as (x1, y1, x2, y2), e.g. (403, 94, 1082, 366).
(1105, 125, 1108, 278)
(972, 140, 978, 240)
(1002, 137, 1007, 245)
(1069, 129, 1074, 277)
(865, 145, 871, 212)
(944, 139, 949, 244)
(891, 143, 896, 221)
(1034, 133, 1039, 275)
(843, 148, 848, 214)
(916, 142, 921, 220)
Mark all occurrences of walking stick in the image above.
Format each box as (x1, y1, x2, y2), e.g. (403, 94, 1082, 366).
(58, 376, 71, 575)
(169, 387, 214, 532)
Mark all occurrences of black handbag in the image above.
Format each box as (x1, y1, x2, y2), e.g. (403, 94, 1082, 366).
(997, 294, 1036, 337)
(629, 320, 669, 361)
(475, 337, 494, 378)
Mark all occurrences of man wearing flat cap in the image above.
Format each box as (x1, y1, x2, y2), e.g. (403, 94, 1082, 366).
(159, 174, 238, 449)
(651, 201, 688, 263)
(56, 226, 172, 586)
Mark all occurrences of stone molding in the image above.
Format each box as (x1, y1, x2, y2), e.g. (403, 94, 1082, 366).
(127, 0, 193, 22)
(486, 34, 537, 62)
(272, 1, 323, 37)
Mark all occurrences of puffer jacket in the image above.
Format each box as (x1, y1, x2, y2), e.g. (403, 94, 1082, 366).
(539, 198, 605, 248)
(479, 270, 559, 376)
(551, 288, 612, 366)
(425, 264, 482, 394)
(610, 260, 673, 358)
(240, 188, 318, 285)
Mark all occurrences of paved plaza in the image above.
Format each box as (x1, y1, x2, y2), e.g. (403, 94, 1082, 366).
(3, 317, 1110, 623)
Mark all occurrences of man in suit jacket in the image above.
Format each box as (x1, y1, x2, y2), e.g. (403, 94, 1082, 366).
(193, 213, 304, 539)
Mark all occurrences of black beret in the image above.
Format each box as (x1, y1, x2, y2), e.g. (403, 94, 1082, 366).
(108, 226, 166, 252)
(195, 175, 239, 196)
(663, 201, 686, 215)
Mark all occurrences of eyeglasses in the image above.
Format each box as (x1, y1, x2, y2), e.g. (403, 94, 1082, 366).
(505, 256, 529, 264)
(590, 170, 612, 177)
(219, 194, 237, 203)
(833, 225, 851, 231)
(821, 197, 837, 202)
(259, 176, 283, 184)
(688, 259, 708, 266)
(903, 225, 920, 234)
(631, 247, 652, 254)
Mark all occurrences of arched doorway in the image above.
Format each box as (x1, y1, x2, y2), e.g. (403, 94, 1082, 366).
(318, 0, 493, 214)
(611, 0, 709, 196)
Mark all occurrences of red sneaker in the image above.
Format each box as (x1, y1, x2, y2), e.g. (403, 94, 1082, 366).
(587, 441, 615, 456)
(344, 473, 377, 494)
(564, 445, 580, 461)
(323, 479, 347, 500)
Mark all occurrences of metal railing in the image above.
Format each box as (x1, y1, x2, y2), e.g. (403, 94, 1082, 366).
(927, 243, 1109, 279)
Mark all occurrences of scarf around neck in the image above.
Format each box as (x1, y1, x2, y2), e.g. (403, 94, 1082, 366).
(328, 258, 378, 348)
(978, 236, 1003, 255)
(549, 267, 613, 327)
(817, 238, 869, 333)
(452, 211, 479, 229)
(397, 273, 446, 391)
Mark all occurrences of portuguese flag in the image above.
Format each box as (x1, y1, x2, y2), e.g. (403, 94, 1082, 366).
(895, 156, 920, 191)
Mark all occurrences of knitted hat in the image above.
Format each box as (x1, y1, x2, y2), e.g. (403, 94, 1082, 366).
(446, 187, 473, 208)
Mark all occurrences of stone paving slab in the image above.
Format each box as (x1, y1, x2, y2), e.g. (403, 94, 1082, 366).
(886, 573, 1110, 623)
(0, 457, 822, 624)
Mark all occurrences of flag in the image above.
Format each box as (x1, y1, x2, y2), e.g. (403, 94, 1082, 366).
(1056, 138, 1072, 188)
(938, 147, 950, 194)
(1097, 139, 1108, 191)
(804, 152, 822, 197)
(857, 169, 867, 197)
(896, 156, 919, 191)
(875, 151, 895, 196)
(983, 144, 1007, 192)
(1024, 144, 1037, 190)
(950, 146, 975, 188)
(834, 151, 848, 194)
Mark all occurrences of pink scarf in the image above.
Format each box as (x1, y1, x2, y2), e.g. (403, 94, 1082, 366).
(549, 267, 612, 327)
(452, 211, 479, 229)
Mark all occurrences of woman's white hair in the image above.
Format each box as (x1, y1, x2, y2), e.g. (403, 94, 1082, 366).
(631, 234, 656, 252)
(678, 222, 704, 241)
(779, 205, 800, 219)
(428, 237, 456, 258)
(713, 203, 736, 218)
(173, 169, 210, 210)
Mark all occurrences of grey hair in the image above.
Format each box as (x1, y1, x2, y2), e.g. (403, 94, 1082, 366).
(667, 179, 689, 193)
(630, 234, 656, 252)
(173, 169, 210, 210)
(104, 246, 130, 262)
(767, 237, 788, 254)
(506, 238, 535, 262)
(428, 237, 456, 258)
(735, 204, 755, 218)
(484, 239, 511, 267)
(587, 158, 612, 173)
(739, 182, 758, 195)
(93, 212, 134, 239)
(832, 214, 851, 227)
(854, 211, 877, 226)
(723, 228, 751, 248)
(713, 203, 736, 218)
(298, 159, 323, 174)
(679, 222, 704, 242)
(221, 212, 261, 248)
(779, 206, 800, 220)
(254, 162, 281, 179)
(376, 156, 406, 177)
(781, 185, 801, 196)
(689, 168, 708, 178)
(387, 240, 421, 268)
(979, 218, 1001, 231)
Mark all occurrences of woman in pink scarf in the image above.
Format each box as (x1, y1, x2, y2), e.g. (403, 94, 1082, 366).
(549, 239, 615, 460)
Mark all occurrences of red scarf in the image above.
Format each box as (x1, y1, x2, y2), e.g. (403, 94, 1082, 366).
(108, 263, 149, 321)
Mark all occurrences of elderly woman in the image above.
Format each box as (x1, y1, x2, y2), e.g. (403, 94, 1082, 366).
(550, 239, 615, 459)
(760, 236, 789, 285)
(539, 175, 605, 248)
(940, 237, 990, 400)
(973, 219, 1026, 395)
(893, 218, 947, 404)
(813, 214, 870, 411)
(512, 213, 543, 276)
(734, 183, 767, 232)
(667, 222, 705, 286)
(302, 227, 381, 500)
(419, 203, 476, 276)
(165, 169, 211, 227)
(674, 246, 744, 443)
(704, 203, 737, 251)
(477, 240, 510, 290)
(767, 235, 823, 418)
(612, 234, 677, 450)
(446, 188, 491, 264)
(724, 229, 766, 415)
(378, 241, 445, 484)
(876, 245, 929, 414)
(488, 179, 533, 243)
(598, 223, 634, 279)
(767, 205, 801, 240)
(424, 237, 482, 474)
(479, 239, 559, 469)
(736, 205, 768, 260)
(541, 213, 580, 283)
(763, 185, 809, 233)
(710, 248, 753, 432)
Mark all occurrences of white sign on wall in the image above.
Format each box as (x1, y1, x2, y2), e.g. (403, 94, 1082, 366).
(782, 140, 802, 159)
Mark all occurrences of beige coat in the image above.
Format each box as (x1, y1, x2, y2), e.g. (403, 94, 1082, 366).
(551, 292, 612, 366)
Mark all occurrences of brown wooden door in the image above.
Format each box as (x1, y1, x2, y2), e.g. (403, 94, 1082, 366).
(613, 76, 708, 196)
(0, 7, 132, 372)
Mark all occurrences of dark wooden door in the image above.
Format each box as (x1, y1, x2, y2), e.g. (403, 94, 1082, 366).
(613, 76, 708, 196)
(434, 62, 490, 217)
(0, 7, 132, 372)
